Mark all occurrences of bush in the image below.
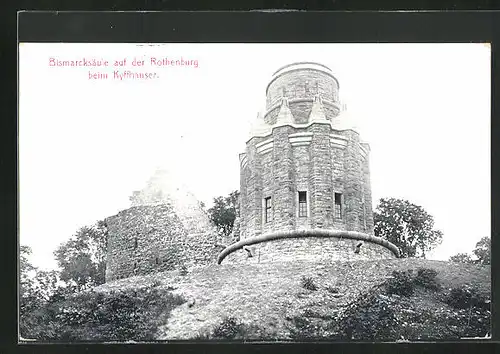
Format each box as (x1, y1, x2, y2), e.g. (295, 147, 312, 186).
(326, 286, 339, 294)
(445, 285, 489, 311)
(211, 317, 245, 340)
(386, 270, 415, 297)
(414, 268, 440, 291)
(449, 253, 475, 264)
(288, 315, 322, 340)
(205, 317, 278, 341)
(20, 285, 185, 341)
(301, 276, 318, 291)
(385, 268, 441, 296)
(332, 290, 400, 341)
(193, 331, 210, 340)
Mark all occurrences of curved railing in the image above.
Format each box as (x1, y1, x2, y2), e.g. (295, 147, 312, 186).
(217, 229, 400, 264)
(266, 63, 340, 95)
(272, 62, 333, 76)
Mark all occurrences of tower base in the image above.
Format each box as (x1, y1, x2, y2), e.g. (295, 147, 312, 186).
(217, 229, 400, 265)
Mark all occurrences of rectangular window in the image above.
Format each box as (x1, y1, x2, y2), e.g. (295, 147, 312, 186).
(264, 197, 272, 223)
(334, 193, 342, 220)
(298, 191, 307, 217)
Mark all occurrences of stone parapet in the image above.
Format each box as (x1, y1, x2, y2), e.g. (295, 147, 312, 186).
(218, 229, 400, 264)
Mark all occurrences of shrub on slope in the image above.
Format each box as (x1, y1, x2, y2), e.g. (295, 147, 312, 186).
(289, 267, 490, 341)
(22, 284, 185, 341)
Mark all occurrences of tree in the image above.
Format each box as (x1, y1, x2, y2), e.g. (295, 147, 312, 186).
(449, 253, 475, 264)
(207, 191, 239, 238)
(20, 246, 36, 297)
(373, 198, 443, 258)
(20, 246, 38, 327)
(20, 246, 62, 339)
(54, 221, 108, 291)
(473, 236, 491, 265)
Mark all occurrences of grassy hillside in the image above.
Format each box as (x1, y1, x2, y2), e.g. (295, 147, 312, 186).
(94, 258, 491, 341)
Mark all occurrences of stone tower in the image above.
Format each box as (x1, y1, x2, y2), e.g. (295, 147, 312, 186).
(219, 62, 398, 264)
(239, 62, 373, 239)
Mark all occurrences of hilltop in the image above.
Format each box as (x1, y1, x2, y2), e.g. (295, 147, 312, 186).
(93, 258, 491, 341)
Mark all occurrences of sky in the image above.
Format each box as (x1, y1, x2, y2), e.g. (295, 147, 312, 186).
(18, 43, 491, 270)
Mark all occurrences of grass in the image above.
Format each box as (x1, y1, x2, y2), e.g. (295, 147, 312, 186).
(91, 258, 490, 340)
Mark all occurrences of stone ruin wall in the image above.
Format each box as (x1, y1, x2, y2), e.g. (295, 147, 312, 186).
(105, 204, 220, 281)
(104, 169, 220, 282)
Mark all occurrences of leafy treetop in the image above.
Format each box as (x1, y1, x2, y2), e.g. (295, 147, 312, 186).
(374, 198, 443, 258)
(207, 190, 239, 239)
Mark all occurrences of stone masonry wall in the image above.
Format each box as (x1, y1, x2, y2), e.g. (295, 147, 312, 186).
(223, 237, 396, 265)
(105, 204, 219, 282)
(130, 169, 212, 234)
(239, 124, 371, 241)
(293, 144, 312, 230)
(362, 145, 374, 233)
(261, 142, 277, 235)
(264, 106, 280, 125)
(270, 125, 295, 233)
(331, 139, 346, 230)
(290, 101, 314, 124)
(265, 101, 340, 126)
(309, 123, 334, 229)
(343, 130, 363, 232)
(247, 137, 263, 239)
